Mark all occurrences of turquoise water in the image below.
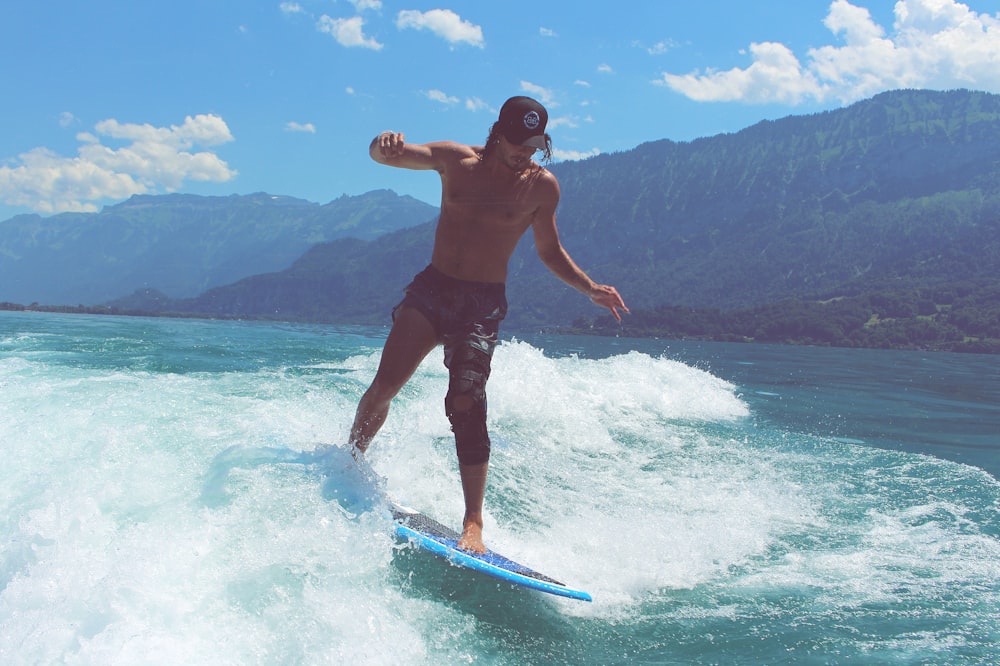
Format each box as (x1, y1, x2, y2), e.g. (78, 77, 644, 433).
(1, 311, 998, 665)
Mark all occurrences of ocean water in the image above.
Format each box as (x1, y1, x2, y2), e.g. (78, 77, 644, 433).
(1, 311, 998, 665)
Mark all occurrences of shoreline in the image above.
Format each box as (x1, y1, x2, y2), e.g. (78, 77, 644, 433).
(4, 301, 998, 355)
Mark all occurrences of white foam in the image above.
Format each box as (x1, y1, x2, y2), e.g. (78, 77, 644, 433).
(355, 340, 807, 614)
(2, 323, 998, 662)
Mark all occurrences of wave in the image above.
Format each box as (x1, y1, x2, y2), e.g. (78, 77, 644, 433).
(1, 316, 997, 663)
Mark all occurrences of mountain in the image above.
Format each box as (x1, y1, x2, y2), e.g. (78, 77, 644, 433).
(121, 89, 1000, 338)
(510, 88, 1000, 315)
(0, 190, 437, 304)
(138, 224, 436, 324)
(6, 89, 1000, 351)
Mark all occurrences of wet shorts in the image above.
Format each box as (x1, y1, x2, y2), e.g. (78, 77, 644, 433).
(393, 265, 508, 465)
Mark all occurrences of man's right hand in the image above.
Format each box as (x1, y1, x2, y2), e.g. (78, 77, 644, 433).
(372, 131, 406, 161)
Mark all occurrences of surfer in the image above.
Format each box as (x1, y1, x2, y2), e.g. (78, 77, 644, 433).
(349, 96, 628, 554)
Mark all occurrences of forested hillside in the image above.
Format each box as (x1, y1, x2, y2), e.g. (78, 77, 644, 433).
(565, 279, 1000, 353)
(508, 88, 1000, 315)
(7, 89, 1000, 352)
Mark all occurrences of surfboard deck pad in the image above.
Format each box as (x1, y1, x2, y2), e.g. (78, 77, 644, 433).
(391, 503, 593, 602)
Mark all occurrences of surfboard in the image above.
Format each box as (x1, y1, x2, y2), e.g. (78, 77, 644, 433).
(391, 502, 593, 602)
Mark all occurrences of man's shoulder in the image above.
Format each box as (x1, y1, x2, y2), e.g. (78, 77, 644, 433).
(534, 164, 557, 181)
(428, 140, 480, 158)
(530, 165, 560, 194)
(419, 141, 479, 172)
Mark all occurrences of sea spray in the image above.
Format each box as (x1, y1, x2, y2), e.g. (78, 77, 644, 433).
(2, 312, 998, 664)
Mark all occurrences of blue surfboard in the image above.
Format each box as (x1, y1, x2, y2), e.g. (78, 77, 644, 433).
(391, 502, 593, 602)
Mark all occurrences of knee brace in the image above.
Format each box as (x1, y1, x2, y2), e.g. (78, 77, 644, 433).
(445, 367, 491, 466)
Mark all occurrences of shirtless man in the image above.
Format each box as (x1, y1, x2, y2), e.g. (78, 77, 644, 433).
(348, 96, 627, 553)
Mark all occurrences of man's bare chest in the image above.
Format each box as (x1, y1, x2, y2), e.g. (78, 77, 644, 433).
(444, 175, 539, 225)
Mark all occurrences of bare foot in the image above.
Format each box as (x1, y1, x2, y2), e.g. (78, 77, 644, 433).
(457, 519, 487, 554)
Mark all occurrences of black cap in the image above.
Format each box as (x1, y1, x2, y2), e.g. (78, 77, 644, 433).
(497, 96, 548, 150)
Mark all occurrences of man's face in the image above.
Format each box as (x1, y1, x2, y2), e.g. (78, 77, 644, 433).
(499, 135, 538, 172)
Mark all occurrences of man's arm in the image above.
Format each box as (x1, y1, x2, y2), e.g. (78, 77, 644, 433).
(531, 176, 629, 321)
(369, 131, 467, 171)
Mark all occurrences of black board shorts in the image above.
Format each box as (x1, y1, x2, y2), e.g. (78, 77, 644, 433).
(393, 264, 508, 353)
(394, 265, 508, 464)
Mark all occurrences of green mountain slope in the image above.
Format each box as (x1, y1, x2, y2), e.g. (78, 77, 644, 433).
(508, 88, 1000, 316)
(134, 89, 1000, 342)
(9, 88, 1000, 351)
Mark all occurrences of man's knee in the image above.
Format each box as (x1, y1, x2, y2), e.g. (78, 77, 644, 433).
(445, 369, 491, 465)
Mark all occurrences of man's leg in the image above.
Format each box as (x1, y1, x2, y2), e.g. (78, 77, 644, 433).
(458, 461, 488, 554)
(349, 306, 438, 454)
(444, 329, 497, 555)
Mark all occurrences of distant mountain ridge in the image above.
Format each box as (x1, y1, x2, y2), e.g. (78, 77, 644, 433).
(118, 89, 1000, 334)
(520, 88, 1000, 313)
(0, 190, 437, 304)
(4, 89, 1000, 350)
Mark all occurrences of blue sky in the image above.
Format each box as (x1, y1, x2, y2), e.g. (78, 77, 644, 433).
(2, 0, 1000, 221)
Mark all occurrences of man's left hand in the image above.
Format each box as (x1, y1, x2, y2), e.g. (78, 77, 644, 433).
(590, 285, 629, 322)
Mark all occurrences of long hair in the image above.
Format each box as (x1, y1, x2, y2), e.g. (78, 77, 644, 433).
(481, 122, 553, 164)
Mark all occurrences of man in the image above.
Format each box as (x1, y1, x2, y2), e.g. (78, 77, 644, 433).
(348, 96, 628, 553)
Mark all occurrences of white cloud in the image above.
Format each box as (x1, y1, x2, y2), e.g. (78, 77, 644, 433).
(59, 112, 77, 128)
(548, 113, 593, 131)
(350, 0, 382, 10)
(426, 89, 459, 105)
(0, 114, 236, 214)
(656, 0, 1000, 105)
(519, 81, 557, 106)
(647, 40, 678, 55)
(658, 41, 823, 104)
(286, 121, 317, 133)
(396, 9, 484, 48)
(553, 147, 601, 162)
(465, 97, 491, 112)
(279, 2, 303, 15)
(548, 115, 578, 130)
(540, 27, 557, 38)
(597, 63, 614, 74)
(317, 15, 383, 50)
(574, 80, 592, 88)
(89, 114, 234, 150)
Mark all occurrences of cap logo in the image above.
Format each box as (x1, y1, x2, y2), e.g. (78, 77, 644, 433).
(523, 111, 541, 130)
